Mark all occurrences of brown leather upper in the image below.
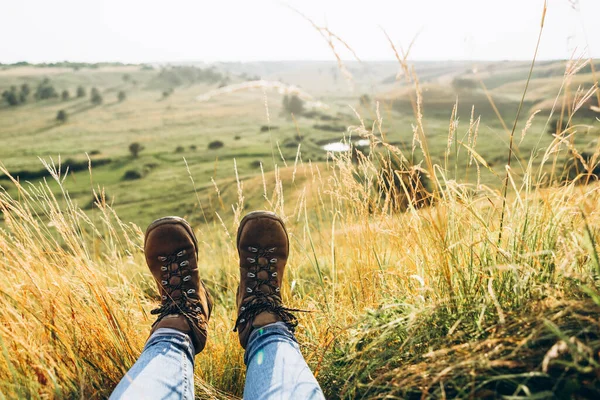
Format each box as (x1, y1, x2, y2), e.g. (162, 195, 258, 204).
(144, 217, 212, 354)
(234, 211, 298, 348)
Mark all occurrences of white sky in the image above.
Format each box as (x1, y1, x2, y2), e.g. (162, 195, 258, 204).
(1, 0, 598, 63)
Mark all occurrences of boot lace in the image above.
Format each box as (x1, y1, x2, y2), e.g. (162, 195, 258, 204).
(151, 249, 205, 327)
(234, 246, 305, 332)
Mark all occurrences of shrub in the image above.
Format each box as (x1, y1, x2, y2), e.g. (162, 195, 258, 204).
(19, 83, 30, 103)
(89, 150, 101, 155)
(76, 86, 86, 98)
(360, 94, 371, 105)
(128, 142, 143, 158)
(122, 169, 142, 181)
(234, 135, 241, 140)
(260, 125, 279, 132)
(175, 146, 184, 153)
(208, 140, 224, 150)
(282, 94, 304, 115)
(2, 88, 19, 106)
(35, 79, 59, 100)
(61, 90, 70, 101)
(190, 145, 197, 151)
(91, 88, 103, 105)
(117, 91, 126, 102)
(56, 110, 68, 123)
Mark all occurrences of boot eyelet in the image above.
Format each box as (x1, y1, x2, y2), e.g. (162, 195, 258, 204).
(160, 266, 168, 271)
(177, 250, 186, 257)
(240, 318, 246, 323)
(183, 276, 191, 281)
(270, 258, 277, 263)
(195, 307, 201, 312)
(272, 272, 278, 277)
(246, 287, 253, 293)
(158, 256, 167, 261)
(161, 280, 168, 285)
(276, 287, 280, 292)
(248, 247, 258, 253)
(187, 289, 195, 294)
(247, 272, 256, 278)
(161, 295, 167, 300)
(241, 306, 246, 311)
(247, 257, 256, 263)
(180, 260, 189, 267)
(267, 247, 277, 253)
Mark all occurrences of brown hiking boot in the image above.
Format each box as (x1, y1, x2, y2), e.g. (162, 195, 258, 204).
(234, 211, 300, 349)
(144, 216, 212, 355)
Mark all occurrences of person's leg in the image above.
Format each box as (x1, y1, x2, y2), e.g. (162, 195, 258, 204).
(243, 322, 324, 400)
(110, 328, 195, 400)
(234, 211, 324, 400)
(110, 216, 213, 399)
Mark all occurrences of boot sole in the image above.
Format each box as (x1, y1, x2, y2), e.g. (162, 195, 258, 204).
(236, 211, 289, 249)
(145, 216, 199, 255)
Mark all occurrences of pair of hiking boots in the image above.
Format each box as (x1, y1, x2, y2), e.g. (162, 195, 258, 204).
(144, 211, 298, 353)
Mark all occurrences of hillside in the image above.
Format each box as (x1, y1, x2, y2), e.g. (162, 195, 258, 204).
(0, 59, 600, 398)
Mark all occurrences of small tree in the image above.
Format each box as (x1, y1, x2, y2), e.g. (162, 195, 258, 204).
(91, 87, 103, 105)
(129, 142, 143, 158)
(56, 110, 68, 123)
(2, 88, 19, 106)
(76, 86, 86, 98)
(118, 91, 126, 102)
(122, 73, 131, 82)
(61, 90, 70, 101)
(360, 94, 371, 106)
(35, 79, 59, 100)
(208, 140, 224, 150)
(19, 83, 30, 103)
(283, 94, 304, 115)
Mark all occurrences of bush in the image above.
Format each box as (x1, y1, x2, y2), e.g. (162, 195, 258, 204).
(2, 88, 19, 106)
(360, 94, 371, 105)
(122, 170, 143, 181)
(175, 146, 184, 153)
(91, 88, 103, 105)
(76, 86, 86, 98)
(19, 83, 30, 103)
(56, 110, 67, 123)
(128, 142, 143, 158)
(282, 94, 304, 115)
(35, 78, 59, 100)
(89, 150, 101, 155)
(162, 88, 174, 99)
(208, 140, 224, 150)
(61, 90, 70, 101)
(190, 145, 197, 151)
(234, 135, 241, 140)
(117, 91, 126, 102)
(260, 125, 278, 132)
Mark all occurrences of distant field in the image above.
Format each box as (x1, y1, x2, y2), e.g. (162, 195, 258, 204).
(0, 60, 598, 227)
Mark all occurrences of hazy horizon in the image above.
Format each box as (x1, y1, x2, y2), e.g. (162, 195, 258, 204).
(2, 0, 599, 65)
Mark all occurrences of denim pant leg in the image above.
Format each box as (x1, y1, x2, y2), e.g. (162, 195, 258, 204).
(243, 322, 325, 400)
(110, 328, 195, 400)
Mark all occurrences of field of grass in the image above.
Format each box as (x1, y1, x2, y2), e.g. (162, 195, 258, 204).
(0, 57, 600, 399)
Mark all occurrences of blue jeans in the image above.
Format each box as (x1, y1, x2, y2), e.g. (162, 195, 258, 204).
(110, 322, 324, 400)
